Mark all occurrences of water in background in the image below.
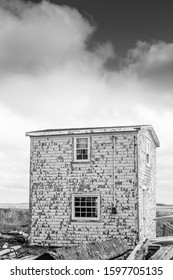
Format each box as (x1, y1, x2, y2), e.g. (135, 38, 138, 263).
(0, 203, 29, 209)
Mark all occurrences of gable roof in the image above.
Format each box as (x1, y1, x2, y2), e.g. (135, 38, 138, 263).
(26, 124, 160, 147)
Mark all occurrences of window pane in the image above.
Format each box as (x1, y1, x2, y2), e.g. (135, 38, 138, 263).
(77, 138, 88, 143)
(75, 212, 80, 217)
(81, 212, 85, 217)
(83, 154, 88, 159)
(77, 138, 88, 146)
(73, 196, 99, 219)
(77, 154, 82, 160)
(77, 143, 88, 149)
(77, 149, 88, 160)
(91, 197, 97, 206)
(87, 201, 91, 206)
(86, 208, 92, 217)
(77, 149, 88, 154)
(75, 138, 89, 161)
(75, 202, 80, 206)
(81, 198, 85, 206)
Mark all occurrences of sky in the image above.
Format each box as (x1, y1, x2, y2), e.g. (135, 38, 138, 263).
(0, 0, 173, 204)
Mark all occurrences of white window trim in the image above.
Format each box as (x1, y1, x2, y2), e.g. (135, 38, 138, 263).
(74, 136, 90, 162)
(72, 193, 100, 221)
(146, 141, 150, 167)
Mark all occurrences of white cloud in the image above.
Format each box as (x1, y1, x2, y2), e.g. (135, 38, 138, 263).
(0, 102, 45, 202)
(0, 0, 173, 203)
(124, 41, 173, 97)
(0, 0, 115, 76)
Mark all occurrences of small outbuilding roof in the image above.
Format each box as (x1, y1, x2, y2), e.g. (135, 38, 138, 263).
(26, 124, 160, 147)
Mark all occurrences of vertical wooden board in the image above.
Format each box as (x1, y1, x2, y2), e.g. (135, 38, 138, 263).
(127, 238, 149, 259)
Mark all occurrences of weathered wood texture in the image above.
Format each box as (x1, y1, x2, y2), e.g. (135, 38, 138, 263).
(42, 238, 128, 260)
(155, 216, 173, 236)
(155, 215, 173, 221)
(138, 130, 157, 240)
(20, 254, 38, 260)
(150, 236, 173, 244)
(30, 133, 139, 246)
(28, 126, 159, 247)
(0, 245, 21, 258)
(127, 238, 149, 260)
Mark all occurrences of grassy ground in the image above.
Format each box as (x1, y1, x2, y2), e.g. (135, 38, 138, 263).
(0, 208, 29, 233)
(156, 209, 173, 237)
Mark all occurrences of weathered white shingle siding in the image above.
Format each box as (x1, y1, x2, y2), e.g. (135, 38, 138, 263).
(138, 130, 157, 240)
(29, 133, 138, 246)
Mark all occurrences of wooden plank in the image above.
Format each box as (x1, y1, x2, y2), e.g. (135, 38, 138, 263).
(150, 246, 169, 260)
(127, 238, 149, 260)
(0, 245, 21, 257)
(150, 245, 173, 260)
(162, 246, 173, 260)
(161, 222, 173, 232)
(18, 255, 37, 260)
(50, 238, 128, 260)
(154, 215, 173, 221)
(163, 224, 166, 236)
(148, 244, 161, 249)
(150, 236, 173, 244)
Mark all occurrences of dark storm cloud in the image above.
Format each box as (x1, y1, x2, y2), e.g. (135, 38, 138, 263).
(0, 0, 115, 76)
(125, 41, 173, 93)
(0, 0, 31, 16)
(0, 0, 173, 204)
(0, 0, 173, 115)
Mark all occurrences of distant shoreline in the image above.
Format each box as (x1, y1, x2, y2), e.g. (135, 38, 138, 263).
(0, 203, 29, 209)
(0, 202, 172, 210)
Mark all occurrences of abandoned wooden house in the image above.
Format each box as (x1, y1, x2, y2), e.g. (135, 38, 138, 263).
(26, 125, 160, 247)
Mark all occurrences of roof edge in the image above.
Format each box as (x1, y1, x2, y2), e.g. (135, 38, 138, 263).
(26, 125, 149, 137)
(142, 125, 160, 147)
(26, 125, 160, 147)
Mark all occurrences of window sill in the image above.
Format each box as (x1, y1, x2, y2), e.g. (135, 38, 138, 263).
(71, 219, 100, 223)
(72, 160, 90, 164)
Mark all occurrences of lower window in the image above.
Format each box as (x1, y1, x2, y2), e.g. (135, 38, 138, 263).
(72, 194, 100, 220)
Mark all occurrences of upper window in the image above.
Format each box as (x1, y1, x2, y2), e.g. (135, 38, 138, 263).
(72, 194, 100, 220)
(146, 142, 150, 166)
(74, 137, 90, 162)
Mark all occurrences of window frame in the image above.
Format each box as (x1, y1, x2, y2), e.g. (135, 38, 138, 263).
(73, 136, 90, 162)
(146, 141, 150, 166)
(72, 193, 100, 221)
